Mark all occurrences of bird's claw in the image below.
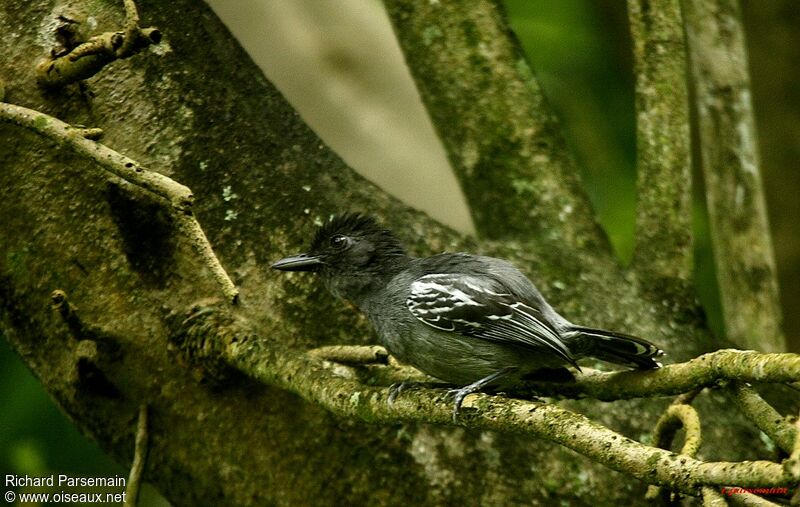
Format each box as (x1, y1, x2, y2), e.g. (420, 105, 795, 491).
(387, 382, 404, 405)
(442, 367, 518, 423)
(388, 381, 424, 405)
(389, 384, 471, 423)
(445, 387, 472, 424)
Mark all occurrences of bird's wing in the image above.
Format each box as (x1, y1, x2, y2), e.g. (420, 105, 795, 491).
(406, 273, 576, 367)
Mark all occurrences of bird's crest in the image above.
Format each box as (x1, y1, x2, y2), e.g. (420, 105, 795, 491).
(311, 213, 405, 256)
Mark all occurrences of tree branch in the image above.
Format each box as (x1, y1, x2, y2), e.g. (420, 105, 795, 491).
(119, 0, 142, 57)
(646, 400, 703, 501)
(381, 0, 608, 251)
(238, 351, 793, 496)
(627, 0, 693, 284)
(172, 308, 798, 497)
(701, 487, 729, 506)
(0, 102, 238, 303)
(784, 413, 800, 480)
(2, 1, 787, 502)
(0, 102, 190, 207)
(526, 349, 800, 400)
(682, 0, 784, 352)
(728, 382, 797, 454)
(655, 404, 703, 456)
(310, 345, 800, 401)
(36, 0, 161, 89)
(308, 345, 390, 365)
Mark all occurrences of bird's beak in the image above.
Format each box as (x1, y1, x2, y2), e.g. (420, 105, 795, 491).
(271, 253, 324, 272)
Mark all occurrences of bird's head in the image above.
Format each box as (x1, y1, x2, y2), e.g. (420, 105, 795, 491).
(271, 213, 409, 301)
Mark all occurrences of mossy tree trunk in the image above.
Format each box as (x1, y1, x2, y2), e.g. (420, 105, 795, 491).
(0, 1, 788, 505)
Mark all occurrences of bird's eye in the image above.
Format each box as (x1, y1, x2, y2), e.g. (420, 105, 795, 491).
(330, 234, 349, 249)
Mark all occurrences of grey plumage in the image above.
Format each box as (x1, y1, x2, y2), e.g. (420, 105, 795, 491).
(272, 214, 664, 419)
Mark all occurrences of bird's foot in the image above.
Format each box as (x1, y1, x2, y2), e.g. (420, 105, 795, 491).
(444, 386, 478, 424)
(443, 367, 518, 423)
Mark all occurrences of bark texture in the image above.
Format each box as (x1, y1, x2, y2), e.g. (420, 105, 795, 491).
(628, 0, 693, 286)
(382, 0, 606, 249)
(683, 0, 785, 352)
(0, 1, 789, 505)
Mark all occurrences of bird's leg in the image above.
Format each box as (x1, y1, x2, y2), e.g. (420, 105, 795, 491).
(446, 367, 518, 423)
(387, 381, 448, 405)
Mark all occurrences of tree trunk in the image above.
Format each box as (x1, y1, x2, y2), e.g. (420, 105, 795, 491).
(0, 1, 785, 505)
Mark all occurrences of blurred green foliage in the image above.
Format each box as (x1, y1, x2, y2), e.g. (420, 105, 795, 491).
(0, 338, 120, 476)
(2, 0, 793, 502)
(505, 0, 638, 262)
(1, 338, 167, 506)
(504, 0, 724, 338)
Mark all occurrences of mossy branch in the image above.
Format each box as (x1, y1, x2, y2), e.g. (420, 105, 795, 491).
(524, 349, 800, 400)
(37, 0, 161, 89)
(0, 102, 238, 303)
(119, 0, 143, 57)
(170, 306, 800, 498)
(308, 345, 390, 365)
(0, 102, 190, 207)
(627, 0, 693, 284)
(381, 0, 607, 251)
(310, 344, 800, 401)
(646, 400, 703, 501)
(784, 415, 800, 480)
(654, 404, 703, 457)
(728, 382, 797, 454)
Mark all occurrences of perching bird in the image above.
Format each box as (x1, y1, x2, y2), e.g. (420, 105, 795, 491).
(272, 213, 663, 421)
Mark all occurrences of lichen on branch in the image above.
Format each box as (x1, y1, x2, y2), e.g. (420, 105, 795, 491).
(169, 304, 800, 498)
(308, 344, 800, 401)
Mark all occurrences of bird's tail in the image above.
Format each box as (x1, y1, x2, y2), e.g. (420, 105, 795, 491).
(566, 326, 664, 370)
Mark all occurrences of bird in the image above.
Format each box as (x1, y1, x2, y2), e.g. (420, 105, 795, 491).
(272, 213, 664, 422)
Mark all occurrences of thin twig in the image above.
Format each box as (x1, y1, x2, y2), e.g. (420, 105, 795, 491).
(37, 28, 161, 89)
(308, 345, 389, 365)
(0, 102, 238, 303)
(673, 388, 704, 406)
(784, 413, 800, 480)
(175, 213, 239, 303)
(726, 491, 784, 506)
(655, 404, 703, 456)
(0, 102, 190, 207)
(124, 404, 149, 507)
(702, 487, 729, 506)
(76, 127, 104, 140)
(50, 289, 117, 345)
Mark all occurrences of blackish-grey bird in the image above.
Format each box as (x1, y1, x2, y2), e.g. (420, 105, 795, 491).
(272, 214, 663, 421)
